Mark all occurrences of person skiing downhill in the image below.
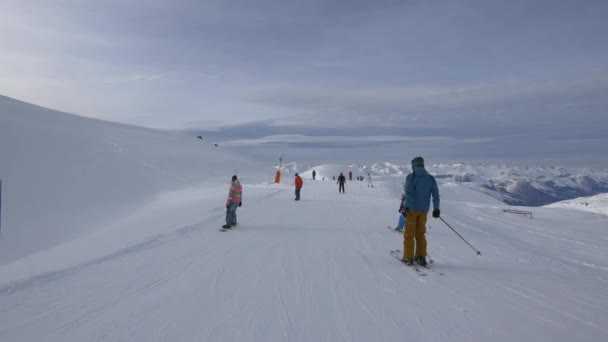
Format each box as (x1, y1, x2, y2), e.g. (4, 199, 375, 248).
(402, 156, 440, 266)
(366, 173, 374, 188)
(312, 169, 316, 180)
(337, 172, 346, 193)
(223, 175, 242, 229)
(295, 173, 303, 201)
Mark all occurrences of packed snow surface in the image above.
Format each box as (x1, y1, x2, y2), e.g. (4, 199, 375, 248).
(1, 96, 608, 341)
(546, 193, 608, 216)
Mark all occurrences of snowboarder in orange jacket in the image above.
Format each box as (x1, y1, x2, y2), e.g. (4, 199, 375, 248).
(295, 173, 303, 201)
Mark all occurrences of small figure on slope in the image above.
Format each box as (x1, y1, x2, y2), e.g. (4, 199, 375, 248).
(366, 173, 374, 188)
(349, 170, 353, 181)
(223, 175, 242, 229)
(337, 172, 346, 193)
(295, 173, 303, 201)
(312, 169, 316, 180)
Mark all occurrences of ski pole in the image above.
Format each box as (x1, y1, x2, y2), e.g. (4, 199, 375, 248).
(426, 252, 434, 264)
(439, 217, 482, 256)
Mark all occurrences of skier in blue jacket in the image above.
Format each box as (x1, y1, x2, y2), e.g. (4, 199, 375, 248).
(402, 156, 440, 266)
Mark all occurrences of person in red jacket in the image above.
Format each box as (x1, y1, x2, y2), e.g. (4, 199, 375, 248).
(294, 173, 303, 201)
(349, 170, 353, 181)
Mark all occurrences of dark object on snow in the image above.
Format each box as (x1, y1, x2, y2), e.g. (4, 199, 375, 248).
(503, 209, 532, 218)
(214, 144, 219, 147)
(196, 136, 203, 140)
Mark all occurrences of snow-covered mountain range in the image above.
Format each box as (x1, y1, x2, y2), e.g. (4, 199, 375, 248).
(299, 162, 608, 207)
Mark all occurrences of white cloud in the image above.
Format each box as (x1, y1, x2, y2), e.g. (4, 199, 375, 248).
(1, 0, 607, 165)
(249, 69, 608, 116)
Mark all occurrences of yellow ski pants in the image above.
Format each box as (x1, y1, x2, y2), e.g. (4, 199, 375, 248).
(403, 210, 428, 259)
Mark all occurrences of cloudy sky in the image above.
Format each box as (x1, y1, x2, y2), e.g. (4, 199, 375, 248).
(2, 0, 607, 165)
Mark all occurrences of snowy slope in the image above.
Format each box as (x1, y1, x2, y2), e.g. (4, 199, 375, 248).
(545, 193, 608, 216)
(1, 97, 608, 341)
(1, 177, 607, 341)
(0, 95, 269, 265)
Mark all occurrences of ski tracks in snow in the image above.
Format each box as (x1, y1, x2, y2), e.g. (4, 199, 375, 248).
(1, 180, 608, 341)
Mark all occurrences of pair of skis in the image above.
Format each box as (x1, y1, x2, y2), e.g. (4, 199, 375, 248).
(389, 250, 444, 276)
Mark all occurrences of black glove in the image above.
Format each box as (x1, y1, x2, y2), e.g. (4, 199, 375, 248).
(226, 204, 229, 209)
(239, 201, 242, 207)
(404, 207, 410, 217)
(432, 208, 440, 218)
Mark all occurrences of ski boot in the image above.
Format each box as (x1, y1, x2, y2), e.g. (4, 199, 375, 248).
(401, 257, 414, 266)
(415, 256, 427, 266)
(222, 224, 232, 229)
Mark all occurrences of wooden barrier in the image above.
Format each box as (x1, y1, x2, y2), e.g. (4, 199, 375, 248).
(503, 209, 533, 219)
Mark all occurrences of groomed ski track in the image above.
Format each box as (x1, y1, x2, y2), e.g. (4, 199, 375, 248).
(1, 178, 607, 341)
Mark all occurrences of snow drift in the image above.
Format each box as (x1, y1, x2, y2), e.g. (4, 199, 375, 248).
(546, 193, 608, 216)
(0, 95, 268, 265)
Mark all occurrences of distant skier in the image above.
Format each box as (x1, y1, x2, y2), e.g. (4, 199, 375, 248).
(337, 172, 346, 193)
(312, 169, 317, 180)
(402, 156, 440, 266)
(349, 170, 353, 181)
(223, 175, 242, 229)
(295, 173, 303, 201)
(366, 174, 374, 188)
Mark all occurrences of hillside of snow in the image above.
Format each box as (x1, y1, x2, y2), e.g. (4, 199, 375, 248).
(300, 162, 608, 206)
(1, 96, 607, 341)
(0, 95, 269, 265)
(545, 193, 608, 216)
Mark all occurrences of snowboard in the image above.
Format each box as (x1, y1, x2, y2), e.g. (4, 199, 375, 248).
(387, 226, 403, 233)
